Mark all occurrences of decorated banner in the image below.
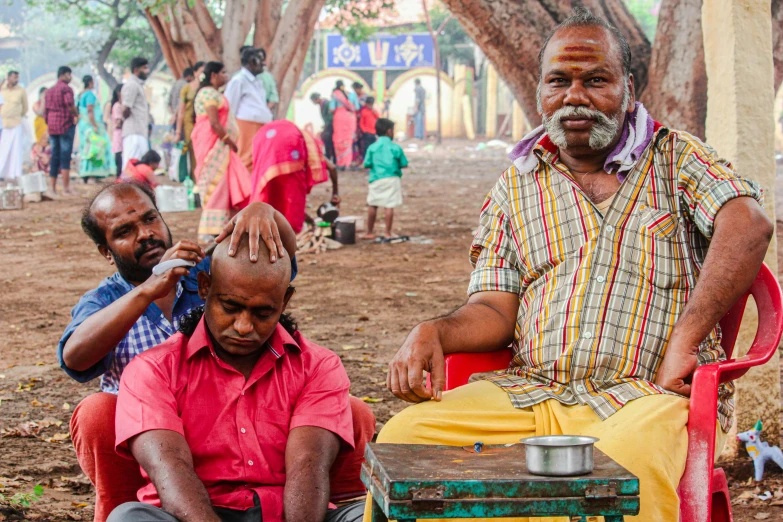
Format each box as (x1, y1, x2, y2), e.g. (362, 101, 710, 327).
(325, 33, 435, 70)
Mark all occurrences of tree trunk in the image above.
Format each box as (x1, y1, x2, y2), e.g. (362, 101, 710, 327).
(274, 2, 324, 119)
(773, 0, 783, 93)
(145, 0, 220, 79)
(440, 0, 651, 127)
(422, 0, 442, 144)
(640, 0, 707, 138)
(268, 0, 327, 89)
(95, 33, 120, 90)
(146, 0, 323, 109)
(254, 0, 284, 52)
(222, 0, 258, 73)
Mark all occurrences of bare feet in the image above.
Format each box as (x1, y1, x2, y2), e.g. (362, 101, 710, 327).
(360, 233, 375, 240)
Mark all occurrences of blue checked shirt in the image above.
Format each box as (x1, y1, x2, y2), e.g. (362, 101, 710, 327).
(58, 257, 297, 393)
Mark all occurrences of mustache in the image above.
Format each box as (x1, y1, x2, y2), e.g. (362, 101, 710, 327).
(546, 105, 615, 127)
(134, 238, 167, 262)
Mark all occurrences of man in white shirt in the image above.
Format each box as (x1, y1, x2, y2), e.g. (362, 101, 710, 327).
(0, 71, 28, 181)
(224, 48, 272, 171)
(121, 57, 151, 170)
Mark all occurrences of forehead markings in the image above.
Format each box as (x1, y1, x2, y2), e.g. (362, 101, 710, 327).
(553, 53, 604, 64)
(563, 45, 598, 52)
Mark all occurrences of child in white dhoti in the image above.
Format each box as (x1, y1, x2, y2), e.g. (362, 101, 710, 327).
(361, 118, 408, 240)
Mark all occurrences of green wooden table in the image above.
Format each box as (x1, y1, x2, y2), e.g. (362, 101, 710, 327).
(360, 443, 639, 521)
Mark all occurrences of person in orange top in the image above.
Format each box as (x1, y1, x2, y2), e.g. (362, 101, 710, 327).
(358, 96, 379, 161)
(121, 150, 160, 188)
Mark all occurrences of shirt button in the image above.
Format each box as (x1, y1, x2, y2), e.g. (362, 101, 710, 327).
(248, 460, 254, 466)
(240, 391, 245, 396)
(596, 275, 605, 283)
(240, 428, 246, 434)
(583, 332, 593, 339)
(576, 385, 586, 393)
(605, 225, 614, 233)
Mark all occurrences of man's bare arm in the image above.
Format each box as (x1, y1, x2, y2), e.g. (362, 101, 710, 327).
(284, 426, 340, 522)
(129, 430, 220, 522)
(656, 197, 773, 395)
(61, 241, 203, 372)
(388, 290, 519, 403)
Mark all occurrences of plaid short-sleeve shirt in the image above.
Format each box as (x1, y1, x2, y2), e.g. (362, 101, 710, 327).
(44, 80, 75, 135)
(469, 128, 763, 432)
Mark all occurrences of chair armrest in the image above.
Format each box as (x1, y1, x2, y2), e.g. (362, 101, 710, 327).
(717, 263, 783, 383)
(678, 363, 721, 522)
(442, 349, 514, 391)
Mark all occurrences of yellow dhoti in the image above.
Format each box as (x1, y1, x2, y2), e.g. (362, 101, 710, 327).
(363, 380, 727, 522)
(236, 118, 264, 172)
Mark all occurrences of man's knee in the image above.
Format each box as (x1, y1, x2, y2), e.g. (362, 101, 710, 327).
(70, 393, 117, 453)
(376, 402, 431, 444)
(107, 502, 178, 522)
(349, 396, 376, 446)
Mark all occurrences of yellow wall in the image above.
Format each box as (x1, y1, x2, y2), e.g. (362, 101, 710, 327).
(386, 69, 456, 138)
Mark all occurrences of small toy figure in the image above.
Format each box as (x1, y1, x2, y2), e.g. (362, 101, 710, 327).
(737, 420, 783, 481)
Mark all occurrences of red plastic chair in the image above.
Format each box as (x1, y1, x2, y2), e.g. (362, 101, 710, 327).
(438, 263, 783, 522)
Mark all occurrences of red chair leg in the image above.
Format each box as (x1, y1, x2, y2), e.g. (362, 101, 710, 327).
(710, 468, 733, 522)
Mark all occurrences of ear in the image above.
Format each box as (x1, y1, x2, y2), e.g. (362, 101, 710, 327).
(98, 245, 115, 266)
(626, 74, 636, 112)
(197, 271, 211, 301)
(755, 420, 763, 432)
(282, 286, 295, 312)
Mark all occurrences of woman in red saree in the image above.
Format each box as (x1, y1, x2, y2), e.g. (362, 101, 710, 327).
(192, 62, 251, 242)
(329, 81, 358, 170)
(250, 120, 339, 233)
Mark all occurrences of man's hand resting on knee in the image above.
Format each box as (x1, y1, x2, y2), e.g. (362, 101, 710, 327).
(388, 291, 519, 403)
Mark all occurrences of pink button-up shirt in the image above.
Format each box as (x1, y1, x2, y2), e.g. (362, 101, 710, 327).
(115, 317, 354, 520)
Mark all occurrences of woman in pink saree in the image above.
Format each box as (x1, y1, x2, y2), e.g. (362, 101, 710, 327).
(250, 120, 339, 233)
(329, 80, 358, 170)
(191, 62, 251, 241)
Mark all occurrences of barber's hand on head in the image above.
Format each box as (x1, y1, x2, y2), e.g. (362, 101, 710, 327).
(140, 240, 205, 301)
(215, 202, 285, 263)
(653, 335, 699, 397)
(388, 322, 445, 403)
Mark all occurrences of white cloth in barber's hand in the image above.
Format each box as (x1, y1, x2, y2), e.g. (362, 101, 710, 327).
(152, 258, 195, 276)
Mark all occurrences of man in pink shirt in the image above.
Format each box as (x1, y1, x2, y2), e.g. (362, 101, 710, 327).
(110, 239, 366, 522)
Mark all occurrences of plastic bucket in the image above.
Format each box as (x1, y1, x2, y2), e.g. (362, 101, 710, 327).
(333, 220, 356, 245)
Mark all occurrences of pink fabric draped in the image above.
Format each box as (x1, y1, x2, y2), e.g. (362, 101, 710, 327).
(191, 88, 251, 237)
(331, 89, 357, 168)
(250, 120, 329, 233)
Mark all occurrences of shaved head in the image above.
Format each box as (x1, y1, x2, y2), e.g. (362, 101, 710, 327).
(210, 239, 291, 289)
(198, 238, 293, 359)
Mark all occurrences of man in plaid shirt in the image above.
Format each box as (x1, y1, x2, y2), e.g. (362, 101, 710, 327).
(44, 66, 78, 196)
(369, 9, 773, 522)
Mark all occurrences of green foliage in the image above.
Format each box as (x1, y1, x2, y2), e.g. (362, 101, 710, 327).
(25, 0, 159, 77)
(326, 0, 395, 44)
(410, 6, 475, 69)
(623, 0, 660, 41)
(0, 484, 45, 508)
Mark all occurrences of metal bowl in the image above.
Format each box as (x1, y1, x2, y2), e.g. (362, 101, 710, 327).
(520, 435, 599, 476)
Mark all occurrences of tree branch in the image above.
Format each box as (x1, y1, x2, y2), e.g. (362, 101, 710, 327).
(254, 0, 284, 51)
(436, 14, 452, 35)
(269, 0, 327, 89)
(95, 33, 120, 89)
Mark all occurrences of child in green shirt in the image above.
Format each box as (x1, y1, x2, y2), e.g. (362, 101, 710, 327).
(362, 118, 409, 240)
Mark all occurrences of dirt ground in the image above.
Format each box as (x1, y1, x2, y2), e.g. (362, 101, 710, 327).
(0, 141, 781, 521)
